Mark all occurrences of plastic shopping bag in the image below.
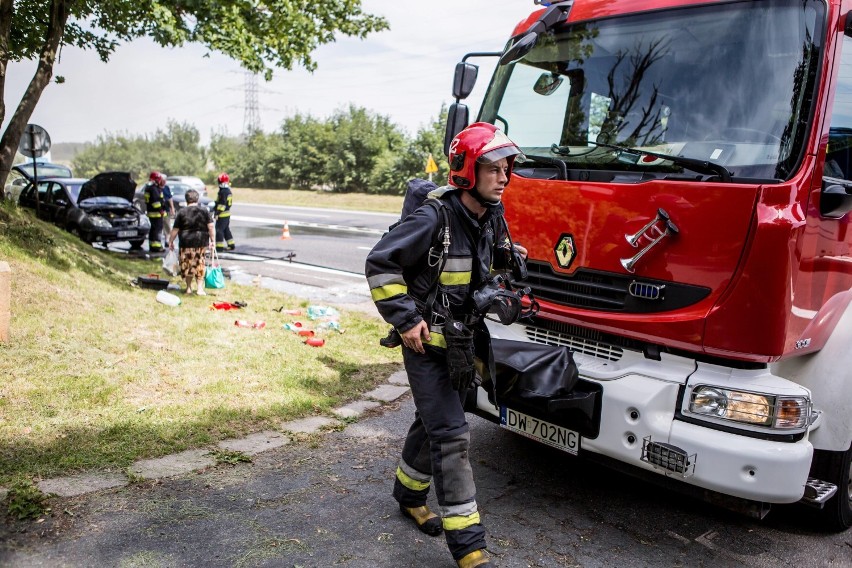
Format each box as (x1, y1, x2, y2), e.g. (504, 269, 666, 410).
(162, 249, 179, 277)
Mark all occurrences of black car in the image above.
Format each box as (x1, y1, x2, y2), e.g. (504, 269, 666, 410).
(134, 181, 216, 215)
(18, 172, 151, 249)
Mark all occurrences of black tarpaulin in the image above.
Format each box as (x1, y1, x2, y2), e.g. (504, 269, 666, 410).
(491, 338, 579, 403)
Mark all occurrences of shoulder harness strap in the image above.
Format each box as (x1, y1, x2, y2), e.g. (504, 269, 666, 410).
(422, 197, 451, 322)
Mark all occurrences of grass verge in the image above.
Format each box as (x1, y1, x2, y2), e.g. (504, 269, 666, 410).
(231, 187, 404, 214)
(0, 201, 399, 487)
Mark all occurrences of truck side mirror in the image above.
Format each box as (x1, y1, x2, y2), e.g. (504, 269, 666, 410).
(444, 103, 469, 157)
(534, 72, 563, 96)
(452, 62, 479, 100)
(500, 33, 539, 65)
(846, 12, 852, 36)
(820, 180, 852, 217)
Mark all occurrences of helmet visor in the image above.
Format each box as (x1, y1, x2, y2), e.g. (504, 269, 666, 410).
(477, 145, 525, 164)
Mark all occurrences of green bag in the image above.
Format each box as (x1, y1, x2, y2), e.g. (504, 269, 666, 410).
(205, 248, 225, 289)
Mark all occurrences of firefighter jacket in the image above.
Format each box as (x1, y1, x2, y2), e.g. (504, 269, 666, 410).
(365, 189, 511, 351)
(143, 182, 164, 219)
(215, 184, 233, 218)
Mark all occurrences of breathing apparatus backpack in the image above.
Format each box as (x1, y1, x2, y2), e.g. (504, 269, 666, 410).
(378, 179, 451, 347)
(378, 179, 538, 348)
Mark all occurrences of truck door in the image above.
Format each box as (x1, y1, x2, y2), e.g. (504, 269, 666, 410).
(796, 8, 852, 321)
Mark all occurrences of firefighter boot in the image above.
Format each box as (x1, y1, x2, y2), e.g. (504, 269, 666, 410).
(399, 504, 442, 536)
(457, 549, 491, 568)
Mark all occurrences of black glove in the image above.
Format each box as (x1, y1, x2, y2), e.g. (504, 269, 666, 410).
(379, 328, 402, 348)
(444, 319, 476, 391)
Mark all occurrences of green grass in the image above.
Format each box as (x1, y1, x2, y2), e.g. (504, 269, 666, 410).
(232, 187, 404, 214)
(0, 201, 400, 486)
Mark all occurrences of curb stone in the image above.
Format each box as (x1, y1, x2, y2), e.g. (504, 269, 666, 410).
(363, 384, 410, 402)
(37, 473, 128, 498)
(131, 449, 216, 480)
(280, 415, 340, 434)
(332, 399, 382, 419)
(387, 370, 409, 385)
(218, 430, 290, 455)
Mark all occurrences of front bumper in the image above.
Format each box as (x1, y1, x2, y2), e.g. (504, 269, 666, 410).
(87, 227, 148, 243)
(482, 322, 814, 504)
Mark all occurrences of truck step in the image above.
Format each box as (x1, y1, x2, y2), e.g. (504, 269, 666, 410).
(799, 477, 838, 507)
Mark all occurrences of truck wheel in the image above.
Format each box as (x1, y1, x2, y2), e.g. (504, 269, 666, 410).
(810, 443, 852, 531)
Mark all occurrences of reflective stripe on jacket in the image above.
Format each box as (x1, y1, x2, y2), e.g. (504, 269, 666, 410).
(365, 189, 509, 344)
(143, 182, 164, 219)
(216, 185, 233, 217)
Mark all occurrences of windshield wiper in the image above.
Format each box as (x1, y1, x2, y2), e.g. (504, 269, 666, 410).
(551, 141, 732, 182)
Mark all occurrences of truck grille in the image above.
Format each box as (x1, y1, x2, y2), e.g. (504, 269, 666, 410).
(525, 324, 623, 361)
(522, 317, 636, 361)
(521, 261, 710, 313)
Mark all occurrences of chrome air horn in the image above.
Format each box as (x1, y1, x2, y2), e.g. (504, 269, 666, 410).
(625, 208, 670, 247)
(621, 212, 679, 273)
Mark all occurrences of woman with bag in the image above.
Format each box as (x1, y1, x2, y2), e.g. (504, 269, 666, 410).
(167, 189, 215, 295)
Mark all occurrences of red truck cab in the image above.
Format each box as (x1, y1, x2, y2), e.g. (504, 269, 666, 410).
(447, 0, 852, 531)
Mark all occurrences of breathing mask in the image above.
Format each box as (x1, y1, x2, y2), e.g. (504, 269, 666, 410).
(472, 274, 539, 325)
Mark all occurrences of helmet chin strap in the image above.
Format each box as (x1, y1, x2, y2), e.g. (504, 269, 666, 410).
(471, 186, 500, 208)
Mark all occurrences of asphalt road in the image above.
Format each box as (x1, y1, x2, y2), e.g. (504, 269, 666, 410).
(68, 206, 852, 566)
(2, 396, 850, 567)
(227, 203, 393, 275)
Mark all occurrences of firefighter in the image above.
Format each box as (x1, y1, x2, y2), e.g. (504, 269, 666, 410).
(214, 172, 235, 252)
(365, 123, 525, 568)
(158, 173, 175, 245)
(143, 171, 166, 252)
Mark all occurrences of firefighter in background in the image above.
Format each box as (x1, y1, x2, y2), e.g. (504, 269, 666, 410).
(143, 171, 166, 252)
(365, 123, 526, 568)
(158, 173, 175, 245)
(214, 172, 235, 252)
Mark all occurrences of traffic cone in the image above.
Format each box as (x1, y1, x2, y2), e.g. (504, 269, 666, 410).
(280, 220, 292, 240)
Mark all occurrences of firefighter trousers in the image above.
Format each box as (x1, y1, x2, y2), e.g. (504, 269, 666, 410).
(215, 217, 234, 251)
(394, 346, 485, 560)
(148, 217, 164, 251)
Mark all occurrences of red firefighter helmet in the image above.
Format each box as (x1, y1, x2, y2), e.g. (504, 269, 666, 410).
(149, 171, 161, 182)
(155, 172, 167, 187)
(218, 172, 230, 185)
(447, 122, 523, 190)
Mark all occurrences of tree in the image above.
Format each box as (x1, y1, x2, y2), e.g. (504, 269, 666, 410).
(0, 0, 388, 197)
(371, 105, 449, 194)
(324, 105, 407, 192)
(72, 121, 206, 181)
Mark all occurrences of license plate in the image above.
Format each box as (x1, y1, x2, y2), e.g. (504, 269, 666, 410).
(117, 230, 136, 238)
(500, 407, 579, 455)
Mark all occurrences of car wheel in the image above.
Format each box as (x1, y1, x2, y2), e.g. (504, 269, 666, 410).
(810, 442, 852, 531)
(129, 239, 145, 250)
(68, 225, 91, 244)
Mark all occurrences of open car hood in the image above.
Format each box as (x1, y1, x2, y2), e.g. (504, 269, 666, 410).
(78, 172, 135, 202)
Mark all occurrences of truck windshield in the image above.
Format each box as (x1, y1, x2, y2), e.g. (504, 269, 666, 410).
(479, 0, 824, 181)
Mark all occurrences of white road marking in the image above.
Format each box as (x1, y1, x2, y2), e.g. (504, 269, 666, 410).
(265, 259, 364, 278)
(230, 215, 384, 235)
(237, 203, 397, 219)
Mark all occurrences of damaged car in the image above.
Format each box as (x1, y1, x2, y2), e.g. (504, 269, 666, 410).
(18, 172, 150, 249)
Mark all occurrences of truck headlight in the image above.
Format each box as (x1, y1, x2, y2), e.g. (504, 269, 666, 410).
(688, 385, 810, 430)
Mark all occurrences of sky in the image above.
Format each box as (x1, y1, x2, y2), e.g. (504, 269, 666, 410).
(3, 0, 536, 148)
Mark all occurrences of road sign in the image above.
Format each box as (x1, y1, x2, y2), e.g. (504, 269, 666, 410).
(425, 153, 439, 174)
(18, 124, 51, 158)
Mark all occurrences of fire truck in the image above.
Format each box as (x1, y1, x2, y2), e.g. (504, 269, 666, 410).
(446, 0, 852, 531)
